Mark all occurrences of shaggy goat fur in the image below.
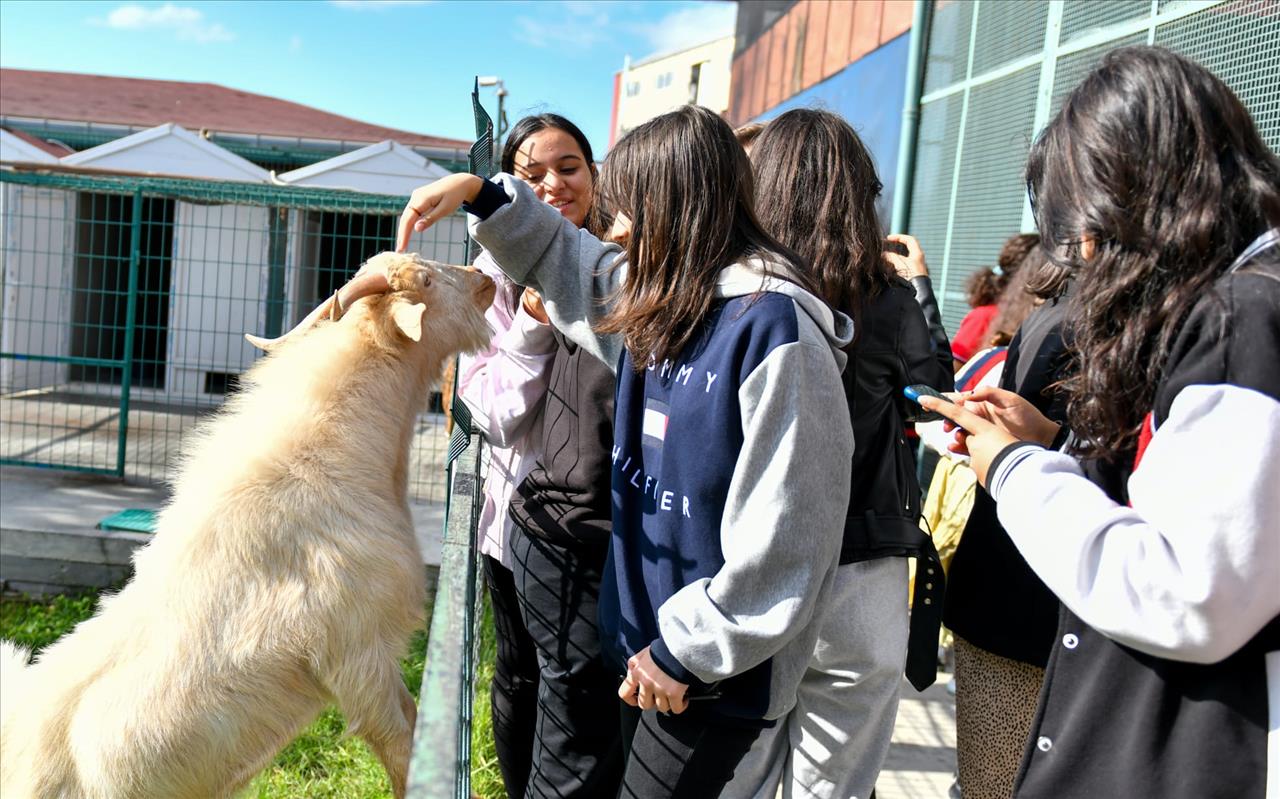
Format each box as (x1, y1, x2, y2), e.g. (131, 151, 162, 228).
(0, 253, 495, 799)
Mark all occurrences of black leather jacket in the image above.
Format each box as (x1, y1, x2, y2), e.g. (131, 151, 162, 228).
(839, 275, 953, 563)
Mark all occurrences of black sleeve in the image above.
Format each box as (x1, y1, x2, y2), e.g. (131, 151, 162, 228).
(909, 275, 953, 363)
(1154, 269, 1280, 424)
(898, 287, 956, 421)
(460, 178, 511, 220)
(1004, 299, 1072, 423)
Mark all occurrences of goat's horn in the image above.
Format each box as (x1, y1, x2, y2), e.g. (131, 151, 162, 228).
(333, 270, 391, 321)
(244, 270, 392, 352)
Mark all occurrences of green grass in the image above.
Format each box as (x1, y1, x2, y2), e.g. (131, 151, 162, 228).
(0, 592, 429, 799)
(470, 598, 504, 799)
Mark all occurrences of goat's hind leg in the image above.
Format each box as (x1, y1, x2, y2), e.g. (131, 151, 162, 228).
(329, 662, 416, 799)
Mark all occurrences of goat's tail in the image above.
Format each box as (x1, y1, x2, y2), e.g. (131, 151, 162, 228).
(0, 640, 31, 731)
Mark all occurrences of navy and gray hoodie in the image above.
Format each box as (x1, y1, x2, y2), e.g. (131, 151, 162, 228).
(465, 175, 855, 722)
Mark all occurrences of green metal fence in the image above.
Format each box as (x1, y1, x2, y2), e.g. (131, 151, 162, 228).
(0, 168, 467, 503)
(406, 79, 495, 799)
(904, 0, 1280, 332)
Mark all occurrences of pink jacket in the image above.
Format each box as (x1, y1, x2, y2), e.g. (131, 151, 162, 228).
(457, 250, 555, 567)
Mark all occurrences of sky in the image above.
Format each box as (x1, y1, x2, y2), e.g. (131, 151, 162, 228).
(0, 0, 737, 157)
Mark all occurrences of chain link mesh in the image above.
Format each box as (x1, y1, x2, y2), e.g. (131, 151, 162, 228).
(0, 169, 465, 501)
(909, 0, 1280, 335)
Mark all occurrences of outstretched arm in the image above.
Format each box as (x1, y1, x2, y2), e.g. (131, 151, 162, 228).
(399, 174, 627, 371)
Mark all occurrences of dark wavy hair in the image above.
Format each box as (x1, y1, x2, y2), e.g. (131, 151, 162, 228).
(987, 245, 1048, 346)
(1028, 45, 1280, 459)
(748, 109, 894, 323)
(595, 105, 814, 369)
(964, 267, 1002, 307)
(965, 233, 1039, 307)
(500, 113, 607, 237)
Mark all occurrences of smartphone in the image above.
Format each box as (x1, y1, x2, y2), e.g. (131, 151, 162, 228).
(885, 239, 909, 257)
(903, 384, 958, 426)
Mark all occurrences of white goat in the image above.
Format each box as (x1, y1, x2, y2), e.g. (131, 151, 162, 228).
(0, 252, 495, 799)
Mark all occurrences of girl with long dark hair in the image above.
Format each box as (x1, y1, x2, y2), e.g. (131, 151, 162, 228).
(922, 46, 1280, 797)
(400, 104, 854, 798)
(456, 113, 622, 797)
(723, 108, 953, 799)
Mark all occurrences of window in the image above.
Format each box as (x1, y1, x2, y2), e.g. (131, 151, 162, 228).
(626, 81, 640, 97)
(688, 62, 705, 105)
(656, 72, 674, 89)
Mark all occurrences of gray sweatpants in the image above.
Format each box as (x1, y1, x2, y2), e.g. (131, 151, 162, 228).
(723, 558, 909, 799)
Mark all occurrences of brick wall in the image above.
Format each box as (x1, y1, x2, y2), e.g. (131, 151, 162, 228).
(729, 0, 913, 125)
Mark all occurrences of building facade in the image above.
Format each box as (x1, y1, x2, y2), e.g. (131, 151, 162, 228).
(727, 0, 1280, 334)
(609, 35, 736, 148)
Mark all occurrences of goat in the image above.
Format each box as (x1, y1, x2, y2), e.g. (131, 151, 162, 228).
(0, 252, 495, 799)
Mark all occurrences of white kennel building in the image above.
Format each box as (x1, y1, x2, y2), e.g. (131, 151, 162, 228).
(1, 124, 463, 404)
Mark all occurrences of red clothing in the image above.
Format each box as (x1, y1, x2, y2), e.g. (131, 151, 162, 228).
(950, 304, 999, 363)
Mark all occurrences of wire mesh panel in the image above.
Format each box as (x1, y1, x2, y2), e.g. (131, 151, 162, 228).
(923, 0, 976, 95)
(1155, 0, 1280, 150)
(940, 66, 1042, 331)
(970, 2, 1050, 76)
(907, 92, 965, 306)
(0, 170, 465, 502)
(905, 0, 1280, 332)
(1060, 0, 1152, 40)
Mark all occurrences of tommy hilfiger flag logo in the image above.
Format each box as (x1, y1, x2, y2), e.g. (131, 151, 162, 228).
(643, 398, 670, 447)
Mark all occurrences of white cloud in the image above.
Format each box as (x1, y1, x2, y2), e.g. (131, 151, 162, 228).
(329, 0, 435, 9)
(638, 2, 735, 56)
(513, 1, 612, 49)
(96, 3, 234, 42)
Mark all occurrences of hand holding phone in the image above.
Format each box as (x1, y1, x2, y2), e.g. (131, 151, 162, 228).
(904, 384, 958, 426)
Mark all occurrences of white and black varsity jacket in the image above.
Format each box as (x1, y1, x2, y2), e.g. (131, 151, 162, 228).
(984, 231, 1280, 798)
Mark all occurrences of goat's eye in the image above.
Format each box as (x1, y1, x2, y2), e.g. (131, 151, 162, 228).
(421, 273, 432, 287)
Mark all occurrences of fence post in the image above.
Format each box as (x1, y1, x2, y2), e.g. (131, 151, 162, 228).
(265, 207, 289, 338)
(115, 188, 143, 477)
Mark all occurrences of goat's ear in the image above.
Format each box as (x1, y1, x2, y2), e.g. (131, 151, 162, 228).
(392, 302, 427, 342)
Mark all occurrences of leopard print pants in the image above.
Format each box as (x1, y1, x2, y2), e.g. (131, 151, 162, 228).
(953, 635, 1046, 799)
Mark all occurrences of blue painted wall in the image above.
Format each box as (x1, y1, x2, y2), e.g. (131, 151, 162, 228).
(752, 33, 909, 230)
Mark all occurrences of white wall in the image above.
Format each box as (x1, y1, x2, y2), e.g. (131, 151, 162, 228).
(166, 202, 269, 399)
(615, 36, 735, 142)
(0, 185, 72, 392)
(405, 214, 468, 266)
(283, 151, 450, 195)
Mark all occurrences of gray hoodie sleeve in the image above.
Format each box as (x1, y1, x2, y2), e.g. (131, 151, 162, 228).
(468, 174, 626, 371)
(653, 314, 853, 683)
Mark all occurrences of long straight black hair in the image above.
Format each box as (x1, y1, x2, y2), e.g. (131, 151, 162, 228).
(1028, 45, 1280, 459)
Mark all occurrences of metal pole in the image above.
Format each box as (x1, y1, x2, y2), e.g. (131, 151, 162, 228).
(265, 207, 289, 338)
(890, 0, 933, 233)
(115, 188, 143, 476)
(494, 89, 507, 172)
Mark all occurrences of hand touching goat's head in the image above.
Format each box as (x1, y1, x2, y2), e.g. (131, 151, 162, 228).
(247, 252, 495, 359)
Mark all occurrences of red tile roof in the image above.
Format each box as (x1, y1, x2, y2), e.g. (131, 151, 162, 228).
(0, 69, 468, 150)
(1, 125, 74, 157)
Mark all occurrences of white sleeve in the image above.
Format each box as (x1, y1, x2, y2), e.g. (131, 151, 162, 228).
(989, 384, 1280, 664)
(457, 307, 555, 449)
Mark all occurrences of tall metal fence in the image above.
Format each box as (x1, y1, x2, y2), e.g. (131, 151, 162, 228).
(0, 168, 467, 502)
(904, 0, 1280, 331)
(407, 80, 495, 799)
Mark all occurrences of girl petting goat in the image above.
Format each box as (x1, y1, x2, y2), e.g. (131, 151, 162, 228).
(1, 253, 494, 799)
